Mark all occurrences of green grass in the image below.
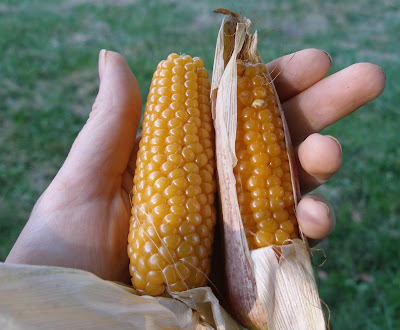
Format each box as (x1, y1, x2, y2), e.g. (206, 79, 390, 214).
(1, 0, 399, 328)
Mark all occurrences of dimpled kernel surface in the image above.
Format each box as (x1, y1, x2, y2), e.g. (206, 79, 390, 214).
(128, 54, 217, 296)
(234, 60, 299, 250)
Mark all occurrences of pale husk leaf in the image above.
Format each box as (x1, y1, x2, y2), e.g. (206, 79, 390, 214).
(211, 17, 268, 329)
(251, 240, 326, 329)
(0, 262, 241, 330)
(211, 11, 326, 329)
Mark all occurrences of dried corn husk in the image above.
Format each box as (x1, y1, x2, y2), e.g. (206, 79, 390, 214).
(0, 262, 241, 329)
(211, 9, 326, 329)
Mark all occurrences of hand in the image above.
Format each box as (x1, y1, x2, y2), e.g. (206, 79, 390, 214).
(5, 49, 385, 283)
(267, 49, 385, 245)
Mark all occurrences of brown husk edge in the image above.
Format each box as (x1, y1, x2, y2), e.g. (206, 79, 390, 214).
(211, 11, 326, 329)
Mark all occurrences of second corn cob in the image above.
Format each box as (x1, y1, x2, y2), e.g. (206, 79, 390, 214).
(127, 53, 216, 296)
(210, 9, 325, 329)
(234, 60, 299, 250)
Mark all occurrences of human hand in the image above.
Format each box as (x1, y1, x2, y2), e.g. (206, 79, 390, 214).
(5, 49, 385, 283)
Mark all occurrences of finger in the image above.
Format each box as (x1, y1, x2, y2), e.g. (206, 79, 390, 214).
(266, 48, 332, 102)
(296, 194, 336, 246)
(283, 63, 386, 144)
(63, 50, 142, 179)
(296, 133, 342, 194)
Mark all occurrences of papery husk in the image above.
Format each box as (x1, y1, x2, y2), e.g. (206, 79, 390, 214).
(0, 262, 241, 330)
(211, 10, 326, 329)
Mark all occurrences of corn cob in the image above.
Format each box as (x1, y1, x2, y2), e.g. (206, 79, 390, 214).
(234, 59, 299, 250)
(127, 53, 216, 296)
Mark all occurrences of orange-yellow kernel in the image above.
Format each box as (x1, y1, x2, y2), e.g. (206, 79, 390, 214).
(258, 218, 280, 232)
(160, 160, 178, 173)
(280, 220, 295, 234)
(253, 210, 272, 223)
(152, 204, 169, 219)
(244, 119, 260, 131)
(269, 186, 285, 199)
(266, 175, 281, 187)
(186, 185, 202, 197)
(254, 231, 275, 247)
(197, 69, 209, 81)
(251, 75, 266, 87)
(185, 233, 201, 246)
(164, 214, 183, 227)
(146, 270, 165, 285)
(262, 122, 275, 133)
(269, 157, 282, 168)
(253, 166, 272, 178)
(250, 199, 269, 213)
(244, 65, 258, 78)
(251, 188, 268, 199)
(283, 192, 295, 207)
(238, 90, 254, 107)
(273, 210, 290, 222)
(244, 131, 261, 145)
(168, 195, 186, 206)
(270, 199, 285, 212)
(145, 283, 165, 296)
(252, 86, 268, 99)
(171, 177, 188, 190)
(197, 224, 210, 238)
(159, 223, 177, 236)
(163, 184, 182, 199)
(158, 245, 176, 264)
(186, 198, 201, 214)
(246, 175, 266, 191)
(170, 204, 187, 217)
(187, 213, 202, 226)
(267, 143, 281, 157)
(275, 229, 291, 245)
(142, 241, 158, 256)
(250, 153, 270, 166)
(163, 264, 178, 284)
(177, 242, 194, 258)
(172, 65, 185, 76)
(247, 141, 266, 154)
(132, 272, 147, 290)
(162, 235, 182, 249)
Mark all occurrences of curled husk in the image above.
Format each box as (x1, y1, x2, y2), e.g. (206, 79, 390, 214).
(211, 9, 326, 329)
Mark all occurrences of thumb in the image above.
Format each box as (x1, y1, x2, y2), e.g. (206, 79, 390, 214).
(63, 50, 142, 178)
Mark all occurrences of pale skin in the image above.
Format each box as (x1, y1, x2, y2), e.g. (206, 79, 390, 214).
(5, 49, 385, 284)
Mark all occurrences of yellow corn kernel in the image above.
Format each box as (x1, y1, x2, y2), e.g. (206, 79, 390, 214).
(234, 61, 298, 249)
(128, 54, 216, 296)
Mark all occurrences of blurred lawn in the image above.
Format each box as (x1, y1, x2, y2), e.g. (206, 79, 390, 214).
(1, 0, 399, 328)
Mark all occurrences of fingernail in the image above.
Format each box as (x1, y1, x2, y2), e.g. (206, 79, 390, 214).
(322, 50, 332, 65)
(99, 49, 107, 81)
(326, 135, 342, 155)
(314, 200, 330, 217)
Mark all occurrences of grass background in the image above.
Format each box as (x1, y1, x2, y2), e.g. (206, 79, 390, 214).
(1, 0, 398, 328)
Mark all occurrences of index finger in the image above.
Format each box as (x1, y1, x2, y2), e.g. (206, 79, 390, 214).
(266, 48, 332, 101)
